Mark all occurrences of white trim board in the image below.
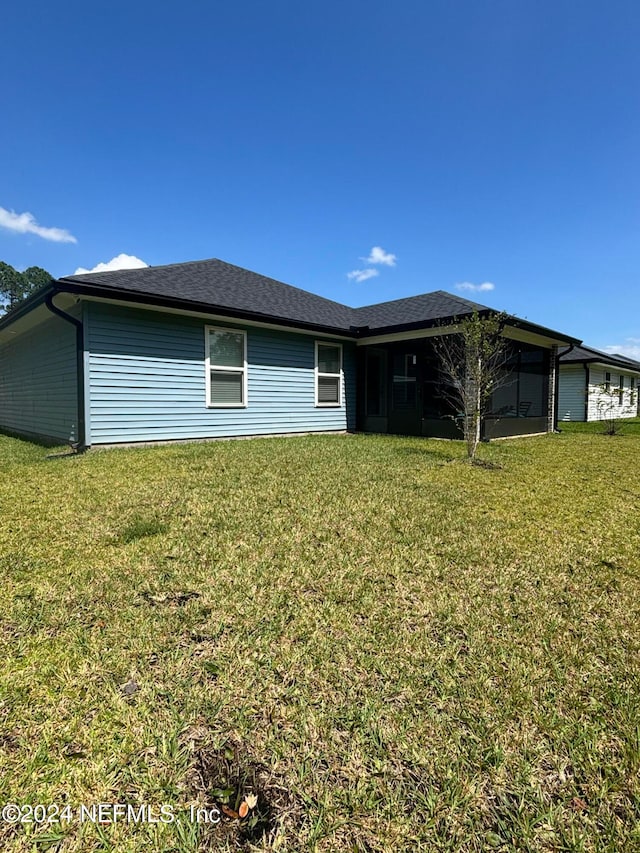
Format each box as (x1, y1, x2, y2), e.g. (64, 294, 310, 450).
(357, 323, 565, 348)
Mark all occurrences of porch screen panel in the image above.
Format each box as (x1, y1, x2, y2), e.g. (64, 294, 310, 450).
(488, 344, 518, 416)
(518, 349, 546, 416)
(366, 349, 386, 416)
(488, 344, 548, 417)
(392, 351, 417, 410)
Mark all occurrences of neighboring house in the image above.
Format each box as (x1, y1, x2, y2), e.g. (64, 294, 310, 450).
(558, 344, 640, 422)
(0, 258, 579, 449)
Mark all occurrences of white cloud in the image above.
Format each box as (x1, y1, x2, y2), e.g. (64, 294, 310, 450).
(347, 268, 379, 283)
(75, 254, 148, 275)
(0, 205, 77, 243)
(603, 341, 640, 361)
(455, 281, 495, 293)
(361, 246, 397, 266)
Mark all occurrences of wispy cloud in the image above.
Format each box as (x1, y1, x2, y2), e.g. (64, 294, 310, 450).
(75, 254, 148, 275)
(347, 268, 379, 283)
(455, 281, 495, 293)
(361, 246, 397, 266)
(603, 339, 640, 361)
(0, 205, 77, 243)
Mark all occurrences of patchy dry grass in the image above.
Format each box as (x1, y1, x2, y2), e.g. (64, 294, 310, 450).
(0, 431, 639, 852)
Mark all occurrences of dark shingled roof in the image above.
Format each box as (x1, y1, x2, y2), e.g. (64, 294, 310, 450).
(559, 344, 640, 372)
(352, 290, 490, 331)
(56, 257, 577, 343)
(62, 258, 354, 332)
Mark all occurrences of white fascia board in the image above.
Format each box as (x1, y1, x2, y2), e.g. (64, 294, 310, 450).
(358, 322, 564, 349)
(591, 361, 640, 377)
(500, 325, 568, 348)
(356, 324, 460, 346)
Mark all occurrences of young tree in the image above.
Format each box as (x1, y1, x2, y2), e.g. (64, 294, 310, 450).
(433, 311, 509, 460)
(594, 383, 625, 435)
(0, 261, 53, 312)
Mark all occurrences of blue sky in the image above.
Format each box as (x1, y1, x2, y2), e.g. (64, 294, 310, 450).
(2, 1, 639, 354)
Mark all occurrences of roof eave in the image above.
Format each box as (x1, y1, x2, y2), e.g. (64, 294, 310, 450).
(55, 279, 356, 338)
(589, 358, 640, 373)
(504, 318, 581, 346)
(560, 352, 640, 371)
(0, 283, 56, 332)
(357, 311, 580, 346)
(356, 307, 495, 338)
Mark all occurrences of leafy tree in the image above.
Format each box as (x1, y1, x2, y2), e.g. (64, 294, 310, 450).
(0, 261, 53, 312)
(433, 311, 509, 460)
(23, 265, 54, 292)
(0, 262, 26, 311)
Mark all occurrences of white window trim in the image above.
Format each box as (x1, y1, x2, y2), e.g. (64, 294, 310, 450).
(205, 325, 248, 408)
(315, 340, 343, 407)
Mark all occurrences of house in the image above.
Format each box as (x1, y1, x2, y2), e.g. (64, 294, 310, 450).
(0, 258, 579, 449)
(558, 344, 640, 422)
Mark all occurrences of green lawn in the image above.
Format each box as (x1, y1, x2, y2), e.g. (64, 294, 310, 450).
(0, 431, 639, 852)
(558, 416, 640, 435)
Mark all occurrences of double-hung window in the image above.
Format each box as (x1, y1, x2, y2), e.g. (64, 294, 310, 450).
(619, 375, 625, 405)
(315, 342, 342, 406)
(205, 326, 247, 407)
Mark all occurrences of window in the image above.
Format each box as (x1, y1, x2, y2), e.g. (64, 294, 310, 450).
(315, 342, 342, 406)
(619, 375, 624, 405)
(205, 326, 247, 407)
(604, 371, 611, 392)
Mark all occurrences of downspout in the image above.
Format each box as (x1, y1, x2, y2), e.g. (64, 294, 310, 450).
(555, 344, 575, 431)
(44, 291, 86, 451)
(553, 344, 576, 432)
(583, 363, 589, 422)
(551, 345, 558, 431)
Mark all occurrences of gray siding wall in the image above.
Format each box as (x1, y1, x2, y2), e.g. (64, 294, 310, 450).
(0, 314, 78, 443)
(558, 365, 586, 421)
(86, 303, 356, 445)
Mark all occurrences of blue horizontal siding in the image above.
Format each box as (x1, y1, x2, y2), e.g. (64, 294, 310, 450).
(87, 303, 356, 444)
(0, 314, 78, 443)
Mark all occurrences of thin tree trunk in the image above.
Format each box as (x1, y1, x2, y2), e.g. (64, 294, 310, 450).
(466, 356, 482, 460)
(473, 357, 482, 457)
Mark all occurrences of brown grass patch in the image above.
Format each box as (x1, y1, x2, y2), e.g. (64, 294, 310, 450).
(184, 735, 305, 850)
